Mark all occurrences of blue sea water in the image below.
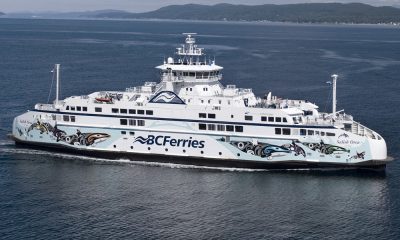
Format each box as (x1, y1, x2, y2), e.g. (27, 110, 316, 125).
(0, 18, 399, 239)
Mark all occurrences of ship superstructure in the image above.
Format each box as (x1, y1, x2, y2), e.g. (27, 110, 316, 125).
(11, 34, 389, 169)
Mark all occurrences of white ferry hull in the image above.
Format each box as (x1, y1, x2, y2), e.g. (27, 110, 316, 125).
(11, 112, 390, 170)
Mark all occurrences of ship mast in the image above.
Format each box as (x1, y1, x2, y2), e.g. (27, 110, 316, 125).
(55, 64, 60, 109)
(331, 74, 338, 119)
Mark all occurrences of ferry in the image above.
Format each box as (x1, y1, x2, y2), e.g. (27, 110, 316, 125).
(11, 33, 390, 169)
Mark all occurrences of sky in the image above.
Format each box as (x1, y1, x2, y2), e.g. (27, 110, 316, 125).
(1, 0, 400, 13)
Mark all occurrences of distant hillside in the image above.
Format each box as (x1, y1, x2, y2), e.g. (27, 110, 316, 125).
(4, 10, 129, 19)
(94, 3, 400, 24)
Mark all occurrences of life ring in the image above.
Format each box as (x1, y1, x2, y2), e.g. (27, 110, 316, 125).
(237, 142, 246, 150)
(254, 145, 263, 156)
(308, 143, 314, 149)
(65, 136, 71, 143)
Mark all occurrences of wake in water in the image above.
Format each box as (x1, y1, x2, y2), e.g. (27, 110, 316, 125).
(0, 145, 267, 172)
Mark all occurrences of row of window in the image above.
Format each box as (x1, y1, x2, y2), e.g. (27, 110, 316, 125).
(260, 116, 287, 123)
(112, 108, 153, 115)
(66, 106, 88, 112)
(199, 113, 216, 119)
(199, 124, 243, 133)
(275, 128, 336, 136)
(120, 119, 145, 127)
(93, 107, 153, 116)
(121, 131, 135, 136)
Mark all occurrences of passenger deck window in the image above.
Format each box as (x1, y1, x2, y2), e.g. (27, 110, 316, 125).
(261, 116, 267, 122)
(282, 128, 290, 135)
(138, 110, 144, 115)
(77, 106, 81, 111)
(327, 132, 335, 136)
(307, 130, 314, 135)
(199, 123, 207, 130)
(208, 113, 216, 119)
(63, 115, 69, 122)
(235, 126, 243, 132)
(83, 107, 87, 112)
(226, 125, 234, 132)
(137, 120, 145, 126)
(70, 116, 76, 122)
(199, 113, 207, 118)
(129, 109, 136, 114)
(120, 119, 127, 125)
(120, 109, 127, 114)
(300, 129, 307, 136)
(112, 108, 119, 113)
(217, 125, 225, 131)
(146, 110, 153, 115)
(245, 116, 253, 121)
(95, 107, 102, 112)
(208, 124, 216, 131)
(283, 118, 287, 123)
(129, 119, 136, 126)
(268, 117, 274, 122)
(275, 128, 282, 135)
(276, 117, 282, 122)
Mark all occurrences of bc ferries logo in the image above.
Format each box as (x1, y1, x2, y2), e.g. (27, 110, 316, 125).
(337, 133, 360, 145)
(149, 91, 185, 104)
(134, 135, 205, 148)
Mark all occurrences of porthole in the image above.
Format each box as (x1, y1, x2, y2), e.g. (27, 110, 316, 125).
(237, 153, 240, 156)
(201, 151, 204, 154)
(165, 148, 168, 152)
(113, 145, 116, 148)
(130, 146, 133, 149)
(148, 147, 151, 150)
(183, 150, 186, 153)
(219, 152, 222, 155)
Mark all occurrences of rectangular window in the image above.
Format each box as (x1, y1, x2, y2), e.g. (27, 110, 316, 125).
(71, 107, 75, 111)
(63, 115, 69, 122)
(307, 130, 314, 135)
(275, 117, 282, 122)
(217, 125, 225, 131)
(95, 107, 102, 113)
(129, 132, 135, 136)
(70, 116, 76, 122)
(129, 119, 136, 126)
(120, 109, 127, 114)
(83, 107, 87, 112)
(137, 120, 145, 126)
(208, 113, 216, 119)
(268, 117, 274, 122)
(235, 126, 243, 132)
(66, 106, 70, 110)
(146, 110, 153, 115)
(120, 119, 127, 125)
(245, 116, 253, 121)
(138, 110, 145, 115)
(275, 128, 282, 135)
(77, 106, 82, 111)
(226, 125, 234, 132)
(327, 132, 335, 136)
(283, 118, 287, 123)
(199, 123, 207, 130)
(112, 108, 119, 113)
(129, 109, 136, 114)
(321, 132, 326, 136)
(199, 113, 207, 118)
(300, 129, 307, 136)
(52, 114, 56, 121)
(121, 131, 126, 135)
(282, 128, 290, 135)
(261, 116, 267, 122)
(208, 124, 216, 131)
